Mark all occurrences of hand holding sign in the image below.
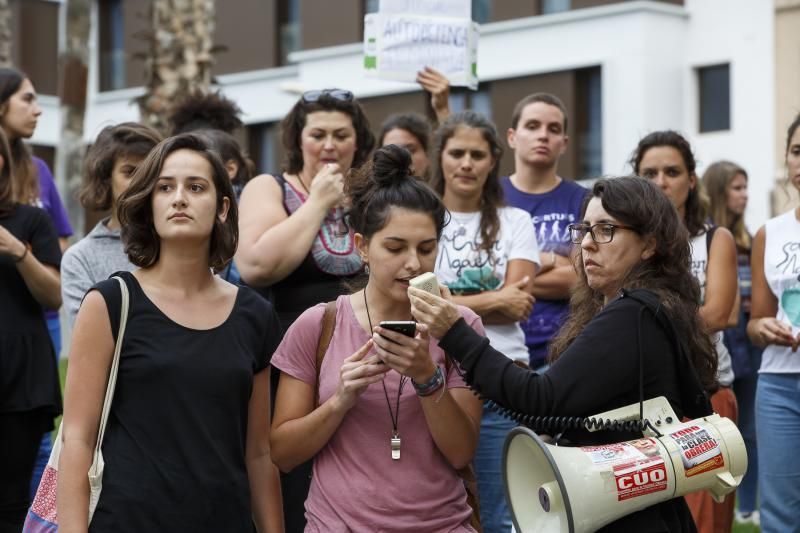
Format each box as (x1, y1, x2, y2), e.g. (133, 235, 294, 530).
(416, 67, 451, 121)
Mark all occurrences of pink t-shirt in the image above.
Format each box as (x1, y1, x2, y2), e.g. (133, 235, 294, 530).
(272, 294, 485, 532)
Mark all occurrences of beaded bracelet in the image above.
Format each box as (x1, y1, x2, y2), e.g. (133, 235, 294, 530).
(412, 366, 445, 397)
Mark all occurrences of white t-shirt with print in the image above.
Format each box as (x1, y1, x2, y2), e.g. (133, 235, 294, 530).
(435, 207, 541, 362)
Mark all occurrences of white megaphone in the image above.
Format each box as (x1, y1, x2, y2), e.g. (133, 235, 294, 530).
(502, 396, 746, 533)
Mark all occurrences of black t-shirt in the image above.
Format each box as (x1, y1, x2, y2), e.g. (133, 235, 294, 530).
(89, 272, 281, 532)
(439, 289, 703, 533)
(0, 204, 61, 416)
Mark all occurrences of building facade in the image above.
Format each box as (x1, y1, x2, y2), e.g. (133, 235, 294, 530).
(11, 0, 799, 235)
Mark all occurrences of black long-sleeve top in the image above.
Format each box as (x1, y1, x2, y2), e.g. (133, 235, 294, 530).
(439, 289, 707, 532)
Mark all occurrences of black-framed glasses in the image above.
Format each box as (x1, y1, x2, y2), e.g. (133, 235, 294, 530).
(567, 223, 637, 244)
(301, 88, 354, 103)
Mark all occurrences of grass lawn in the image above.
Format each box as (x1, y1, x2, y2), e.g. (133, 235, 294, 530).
(56, 359, 761, 532)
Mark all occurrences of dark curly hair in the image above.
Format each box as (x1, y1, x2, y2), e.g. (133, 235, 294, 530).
(168, 90, 243, 135)
(281, 91, 375, 175)
(346, 144, 446, 240)
(549, 177, 718, 393)
(430, 110, 504, 258)
(117, 133, 238, 272)
(80, 122, 163, 211)
(630, 130, 707, 237)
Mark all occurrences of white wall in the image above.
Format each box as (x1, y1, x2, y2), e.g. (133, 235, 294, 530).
(683, 0, 775, 231)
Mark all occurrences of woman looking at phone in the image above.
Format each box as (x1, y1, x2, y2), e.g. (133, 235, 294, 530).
(270, 145, 483, 531)
(431, 110, 539, 532)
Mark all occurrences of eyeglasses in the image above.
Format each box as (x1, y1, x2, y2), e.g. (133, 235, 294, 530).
(301, 88, 354, 103)
(567, 223, 637, 244)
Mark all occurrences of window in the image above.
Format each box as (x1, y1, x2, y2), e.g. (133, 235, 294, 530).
(99, 0, 126, 91)
(278, 0, 301, 65)
(698, 64, 730, 132)
(472, 0, 492, 23)
(247, 123, 280, 175)
(364, 0, 379, 14)
(542, 0, 571, 15)
(448, 85, 492, 119)
(575, 66, 602, 179)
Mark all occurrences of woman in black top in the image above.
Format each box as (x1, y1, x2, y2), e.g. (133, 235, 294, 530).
(0, 130, 61, 532)
(58, 134, 283, 532)
(408, 177, 719, 532)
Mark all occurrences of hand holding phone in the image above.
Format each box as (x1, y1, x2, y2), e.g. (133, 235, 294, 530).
(379, 320, 417, 338)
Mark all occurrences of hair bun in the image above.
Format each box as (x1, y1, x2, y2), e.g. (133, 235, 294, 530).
(372, 144, 412, 186)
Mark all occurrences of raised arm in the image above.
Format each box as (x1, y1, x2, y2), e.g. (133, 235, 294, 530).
(236, 175, 329, 287)
(57, 291, 115, 532)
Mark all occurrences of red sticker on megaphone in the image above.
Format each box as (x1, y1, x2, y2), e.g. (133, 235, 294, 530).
(613, 457, 668, 501)
(668, 424, 725, 477)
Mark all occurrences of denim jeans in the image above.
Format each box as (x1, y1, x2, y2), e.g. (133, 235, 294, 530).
(29, 316, 60, 498)
(756, 373, 800, 533)
(733, 373, 759, 514)
(474, 405, 515, 533)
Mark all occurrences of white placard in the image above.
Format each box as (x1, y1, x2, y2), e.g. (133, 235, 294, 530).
(379, 0, 471, 18)
(364, 13, 479, 89)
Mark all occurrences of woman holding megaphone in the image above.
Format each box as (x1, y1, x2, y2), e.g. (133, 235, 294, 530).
(409, 176, 718, 532)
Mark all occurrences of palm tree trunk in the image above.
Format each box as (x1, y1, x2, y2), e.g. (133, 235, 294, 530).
(54, 0, 91, 235)
(0, 0, 12, 67)
(138, 0, 216, 134)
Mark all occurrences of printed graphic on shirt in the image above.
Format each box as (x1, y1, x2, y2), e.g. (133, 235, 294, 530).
(437, 229, 504, 294)
(531, 211, 577, 256)
(668, 425, 725, 477)
(777, 241, 800, 327)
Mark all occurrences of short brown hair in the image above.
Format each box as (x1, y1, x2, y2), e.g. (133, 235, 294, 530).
(117, 133, 238, 272)
(510, 92, 569, 132)
(281, 91, 375, 174)
(80, 122, 163, 211)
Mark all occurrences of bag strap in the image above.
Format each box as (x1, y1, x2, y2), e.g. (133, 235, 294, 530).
(93, 276, 130, 456)
(314, 301, 338, 406)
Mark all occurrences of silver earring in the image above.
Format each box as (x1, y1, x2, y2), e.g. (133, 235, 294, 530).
(364, 264, 370, 275)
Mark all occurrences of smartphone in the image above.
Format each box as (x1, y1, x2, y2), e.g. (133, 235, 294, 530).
(409, 272, 440, 297)
(379, 320, 417, 337)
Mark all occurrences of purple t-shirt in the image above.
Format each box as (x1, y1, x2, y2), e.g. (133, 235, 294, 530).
(501, 176, 586, 366)
(271, 295, 482, 532)
(34, 157, 73, 321)
(33, 156, 73, 238)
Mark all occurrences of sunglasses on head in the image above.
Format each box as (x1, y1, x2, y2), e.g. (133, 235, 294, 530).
(301, 88, 354, 103)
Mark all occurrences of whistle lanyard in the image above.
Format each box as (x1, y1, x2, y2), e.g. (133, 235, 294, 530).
(363, 287, 408, 460)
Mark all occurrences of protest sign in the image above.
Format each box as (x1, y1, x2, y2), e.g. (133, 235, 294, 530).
(363, 0, 479, 89)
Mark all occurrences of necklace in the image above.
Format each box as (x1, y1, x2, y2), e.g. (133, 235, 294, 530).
(294, 173, 311, 196)
(363, 287, 407, 460)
